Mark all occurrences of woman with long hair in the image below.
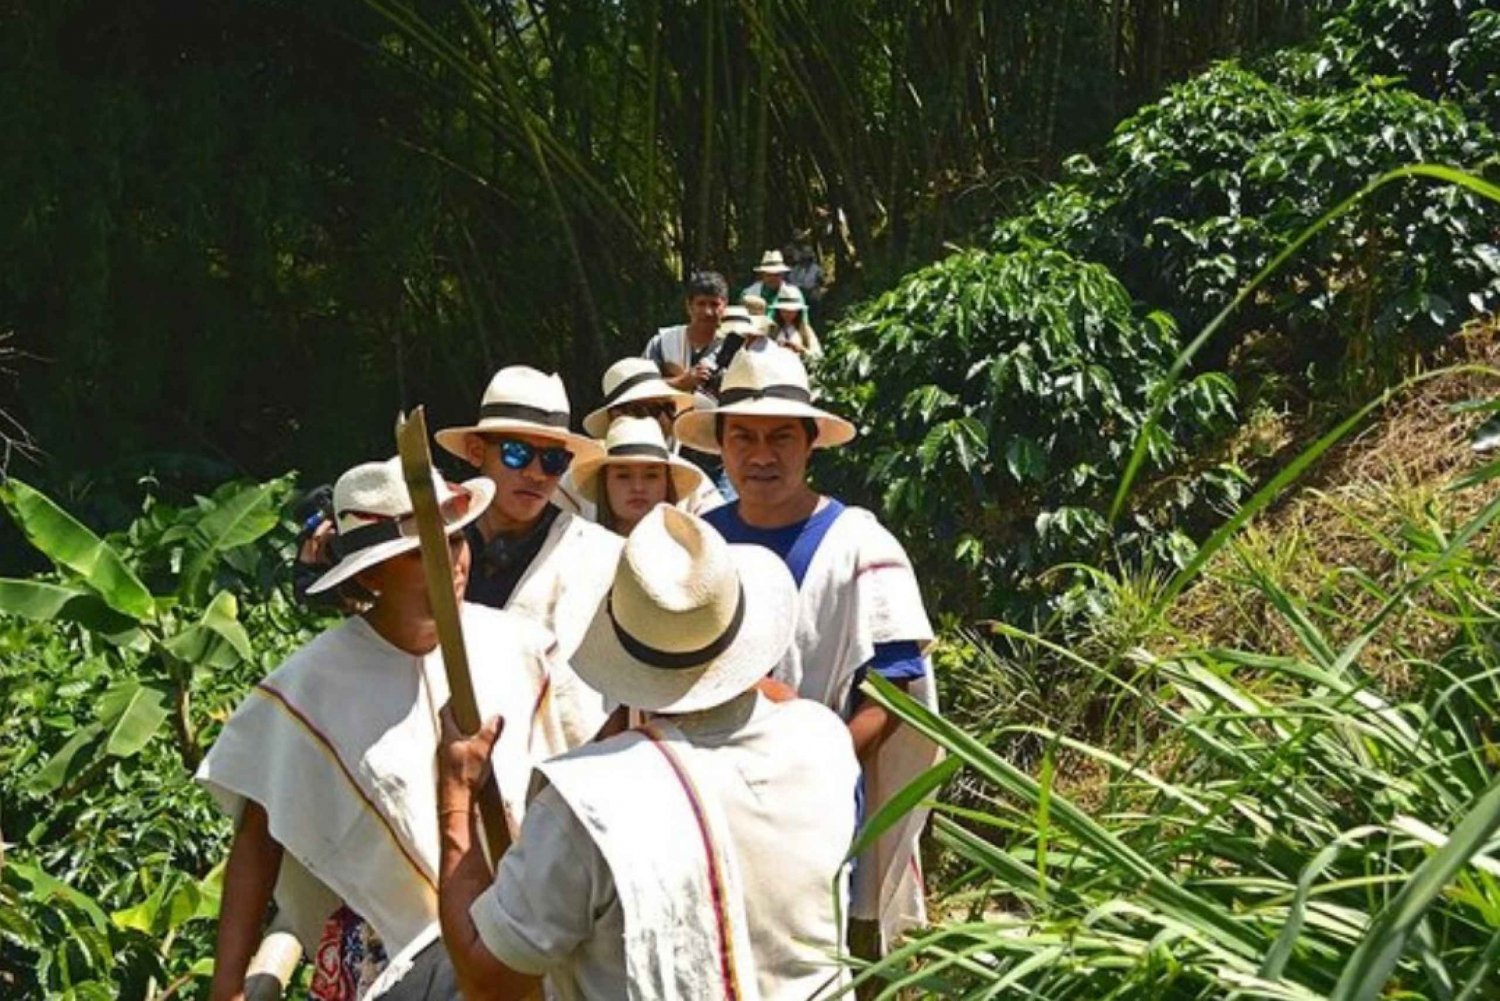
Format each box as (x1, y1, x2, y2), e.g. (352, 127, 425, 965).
(771, 284, 821, 358)
(571, 417, 707, 536)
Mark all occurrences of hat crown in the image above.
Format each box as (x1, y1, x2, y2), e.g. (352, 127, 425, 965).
(480, 365, 571, 416)
(756, 249, 787, 269)
(330, 457, 452, 535)
(600, 358, 660, 398)
(719, 342, 811, 395)
(604, 416, 670, 453)
(772, 284, 805, 308)
(610, 507, 741, 662)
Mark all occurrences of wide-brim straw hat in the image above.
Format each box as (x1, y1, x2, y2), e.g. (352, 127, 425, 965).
(570, 416, 706, 503)
(435, 365, 603, 462)
(583, 358, 695, 439)
(306, 456, 494, 595)
(755, 249, 791, 274)
(673, 345, 855, 454)
(771, 284, 808, 313)
(573, 506, 796, 714)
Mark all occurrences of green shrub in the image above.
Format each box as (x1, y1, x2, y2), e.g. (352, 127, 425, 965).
(0, 478, 325, 999)
(818, 245, 1240, 621)
(996, 64, 1500, 382)
(857, 465, 1500, 997)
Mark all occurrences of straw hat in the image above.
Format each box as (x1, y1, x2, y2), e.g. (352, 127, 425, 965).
(673, 346, 856, 454)
(570, 417, 706, 504)
(717, 304, 758, 338)
(583, 358, 695, 439)
(573, 506, 796, 714)
(305, 457, 493, 595)
(771, 284, 808, 313)
(435, 365, 604, 463)
(754, 249, 791, 275)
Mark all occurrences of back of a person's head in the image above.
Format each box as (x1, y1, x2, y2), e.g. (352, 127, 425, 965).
(685, 270, 728, 300)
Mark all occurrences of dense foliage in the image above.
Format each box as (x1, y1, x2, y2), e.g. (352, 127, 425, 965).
(820, 247, 1239, 619)
(0, 480, 323, 998)
(821, 0, 1500, 620)
(0, 0, 1322, 514)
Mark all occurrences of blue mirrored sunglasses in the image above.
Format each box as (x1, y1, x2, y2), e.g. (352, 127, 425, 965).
(493, 438, 574, 476)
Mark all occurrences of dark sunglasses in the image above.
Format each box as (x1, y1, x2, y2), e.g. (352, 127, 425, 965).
(610, 400, 676, 422)
(492, 437, 574, 476)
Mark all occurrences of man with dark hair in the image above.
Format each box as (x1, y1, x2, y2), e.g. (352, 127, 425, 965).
(642, 271, 728, 393)
(675, 346, 942, 962)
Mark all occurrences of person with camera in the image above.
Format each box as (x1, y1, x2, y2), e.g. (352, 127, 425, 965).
(642, 271, 729, 394)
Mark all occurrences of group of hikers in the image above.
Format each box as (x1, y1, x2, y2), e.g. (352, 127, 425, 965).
(198, 251, 941, 1001)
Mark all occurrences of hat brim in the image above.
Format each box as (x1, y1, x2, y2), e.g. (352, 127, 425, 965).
(569, 452, 705, 504)
(304, 476, 495, 595)
(582, 386, 695, 439)
(434, 421, 605, 464)
(672, 399, 856, 455)
(756, 265, 792, 274)
(572, 545, 795, 714)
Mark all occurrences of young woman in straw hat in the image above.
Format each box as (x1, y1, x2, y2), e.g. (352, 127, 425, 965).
(770, 283, 821, 358)
(569, 416, 708, 535)
(199, 457, 603, 1001)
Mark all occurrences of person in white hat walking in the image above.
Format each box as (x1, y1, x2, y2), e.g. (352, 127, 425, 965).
(434, 506, 858, 1000)
(675, 348, 941, 956)
(552, 357, 721, 519)
(569, 417, 711, 535)
(740, 248, 792, 306)
(434, 365, 621, 670)
(199, 458, 599, 1001)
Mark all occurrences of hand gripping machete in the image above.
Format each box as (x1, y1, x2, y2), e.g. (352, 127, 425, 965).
(395, 406, 509, 866)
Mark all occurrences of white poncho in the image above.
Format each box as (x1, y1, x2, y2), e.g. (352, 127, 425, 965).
(768, 506, 941, 943)
(196, 603, 602, 957)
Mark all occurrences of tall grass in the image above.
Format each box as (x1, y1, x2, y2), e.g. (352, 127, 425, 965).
(855, 168, 1500, 997)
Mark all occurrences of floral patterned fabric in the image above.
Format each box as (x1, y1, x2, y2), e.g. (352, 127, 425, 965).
(311, 906, 388, 1001)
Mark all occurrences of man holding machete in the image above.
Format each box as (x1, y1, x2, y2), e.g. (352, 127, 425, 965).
(199, 455, 597, 1000)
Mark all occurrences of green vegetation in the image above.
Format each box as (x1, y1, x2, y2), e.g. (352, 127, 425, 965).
(3, 1, 1500, 998)
(0, 480, 322, 998)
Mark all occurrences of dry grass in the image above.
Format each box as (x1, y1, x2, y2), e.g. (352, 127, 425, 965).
(1171, 317, 1500, 681)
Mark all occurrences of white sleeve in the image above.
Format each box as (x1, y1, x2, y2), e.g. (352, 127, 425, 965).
(469, 788, 616, 974)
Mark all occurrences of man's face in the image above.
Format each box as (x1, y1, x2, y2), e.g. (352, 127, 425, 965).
(759, 271, 784, 293)
(464, 431, 570, 528)
(720, 415, 813, 508)
(686, 293, 726, 331)
(360, 532, 470, 613)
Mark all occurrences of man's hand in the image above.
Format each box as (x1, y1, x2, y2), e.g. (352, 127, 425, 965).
(436, 705, 503, 806)
(755, 677, 799, 703)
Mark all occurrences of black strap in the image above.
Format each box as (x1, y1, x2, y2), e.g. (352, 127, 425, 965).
(601, 371, 662, 407)
(717, 383, 812, 407)
(609, 442, 671, 460)
(609, 586, 747, 670)
(331, 519, 404, 560)
(479, 402, 570, 428)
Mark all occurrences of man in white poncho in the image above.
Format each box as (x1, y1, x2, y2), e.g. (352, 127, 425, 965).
(676, 346, 942, 956)
(434, 506, 858, 1000)
(434, 366, 623, 679)
(198, 457, 607, 1000)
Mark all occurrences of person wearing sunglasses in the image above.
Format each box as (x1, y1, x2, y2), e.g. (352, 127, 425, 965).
(435, 366, 623, 673)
